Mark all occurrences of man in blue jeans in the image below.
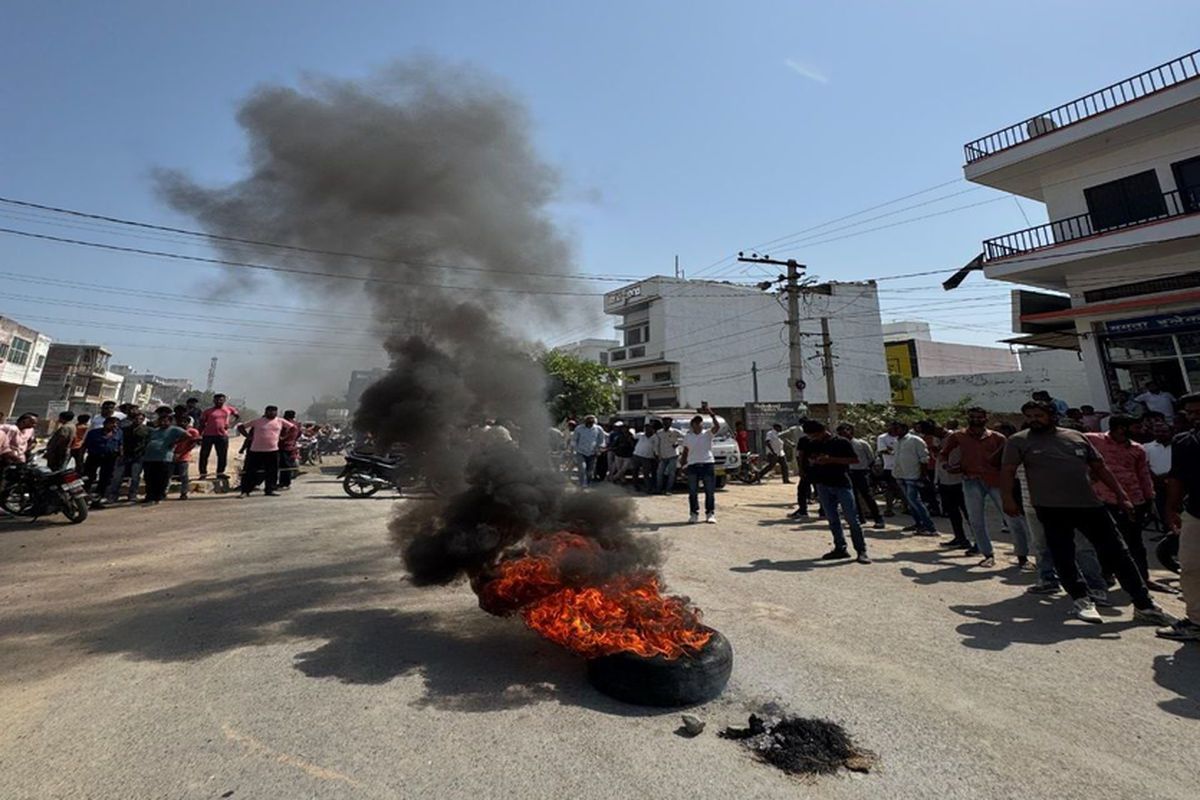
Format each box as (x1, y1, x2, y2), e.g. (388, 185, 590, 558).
(799, 420, 870, 563)
(891, 421, 937, 536)
(568, 415, 607, 488)
(680, 404, 721, 524)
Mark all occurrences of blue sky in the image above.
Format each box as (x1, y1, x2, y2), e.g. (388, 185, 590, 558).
(3, 2, 1198, 408)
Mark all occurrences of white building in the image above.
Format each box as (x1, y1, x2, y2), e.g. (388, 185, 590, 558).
(555, 338, 620, 366)
(0, 316, 52, 416)
(953, 49, 1200, 408)
(913, 348, 1092, 412)
(603, 276, 890, 411)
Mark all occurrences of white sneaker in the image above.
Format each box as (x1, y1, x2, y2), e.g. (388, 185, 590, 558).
(688, 513, 699, 524)
(704, 513, 716, 524)
(1133, 604, 1179, 627)
(1072, 597, 1103, 624)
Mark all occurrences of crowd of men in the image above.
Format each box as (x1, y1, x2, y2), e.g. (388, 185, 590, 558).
(0, 394, 339, 507)
(560, 389, 1198, 644)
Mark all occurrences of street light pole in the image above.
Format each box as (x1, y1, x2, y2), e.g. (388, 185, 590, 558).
(737, 253, 807, 404)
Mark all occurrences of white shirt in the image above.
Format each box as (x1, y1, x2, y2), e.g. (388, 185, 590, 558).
(653, 429, 679, 459)
(90, 411, 126, 430)
(892, 433, 929, 481)
(633, 432, 656, 458)
(682, 429, 715, 464)
(765, 429, 784, 456)
(1135, 391, 1177, 418)
(1144, 440, 1172, 476)
(876, 433, 898, 470)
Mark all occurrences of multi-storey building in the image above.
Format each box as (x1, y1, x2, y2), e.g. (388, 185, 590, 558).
(17, 343, 121, 417)
(954, 49, 1200, 407)
(0, 316, 52, 416)
(602, 276, 890, 411)
(555, 338, 620, 366)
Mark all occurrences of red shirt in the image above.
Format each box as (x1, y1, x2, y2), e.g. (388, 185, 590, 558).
(1086, 432, 1154, 505)
(279, 419, 301, 454)
(173, 427, 202, 462)
(200, 405, 239, 437)
(735, 430, 749, 453)
(943, 429, 1007, 487)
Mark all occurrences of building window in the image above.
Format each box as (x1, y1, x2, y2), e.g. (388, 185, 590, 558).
(624, 327, 642, 346)
(34, 354, 45, 370)
(626, 393, 645, 410)
(1084, 170, 1167, 232)
(647, 395, 677, 409)
(610, 350, 627, 362)
(629, 346, 645, 358)
(0, 342, 8, 360)
(1173, 155, 1200, 213)
(624, 373, 641, 384)
(652, 370, 672, 383)
(8, 337, 32, 367)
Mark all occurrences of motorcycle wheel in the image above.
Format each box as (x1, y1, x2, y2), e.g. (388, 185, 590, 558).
(61, 494, 89, 524)
(0, 485, 34, 516)
(342, 473, 380, 498)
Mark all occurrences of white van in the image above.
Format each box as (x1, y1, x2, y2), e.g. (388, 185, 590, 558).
(614, 410, 741, 489)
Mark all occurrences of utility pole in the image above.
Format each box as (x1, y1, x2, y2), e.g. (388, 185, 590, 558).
(820, 317, 838, 426)
(737, 253, 806, 403)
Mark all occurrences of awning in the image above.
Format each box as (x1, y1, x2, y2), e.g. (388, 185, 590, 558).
(1020, 286, 1200, 323)
(1000, 331, 1081, 351)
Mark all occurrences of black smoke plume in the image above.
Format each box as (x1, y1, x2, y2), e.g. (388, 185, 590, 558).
(157, 60, 655, 585)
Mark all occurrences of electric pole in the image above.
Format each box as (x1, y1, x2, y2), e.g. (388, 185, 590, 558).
(820, 317, 839, 426)
(751, 361, 759, 402)
(737, 253, 806, 403)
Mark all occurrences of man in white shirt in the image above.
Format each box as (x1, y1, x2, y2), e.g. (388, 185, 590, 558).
(632, 423, 658, 493)
(89, 400, 126, 430)
(892, 422, 937, 536)
(568, 415, 607, 488)
(1145, 420, 1173, 530)
(875, 422, 906, 516)
(653, 417, 681, 494)
(756, 423, 791, 483)
(1135, 382, 1177, 421)
(679, 403, 721, 524)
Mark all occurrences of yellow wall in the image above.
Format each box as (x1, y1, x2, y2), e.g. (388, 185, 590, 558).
(886, 341, 916, 406)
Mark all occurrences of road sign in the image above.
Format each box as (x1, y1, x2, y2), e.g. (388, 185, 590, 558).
(744, 401, 807, 430)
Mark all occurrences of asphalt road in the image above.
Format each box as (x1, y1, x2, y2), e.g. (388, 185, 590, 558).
(2, 468, 1197, 799)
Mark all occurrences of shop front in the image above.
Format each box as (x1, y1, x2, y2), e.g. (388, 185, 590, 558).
(1100, 311, 1200, 399)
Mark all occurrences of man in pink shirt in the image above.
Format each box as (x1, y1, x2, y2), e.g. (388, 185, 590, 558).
(1086, 415, 1171, 593)
(237, 405, 295, 497)
(0, 413, 39, 465)
(198, 393, 240, 479)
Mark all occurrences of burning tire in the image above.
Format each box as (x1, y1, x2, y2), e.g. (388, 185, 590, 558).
(586, 627, 732, 707)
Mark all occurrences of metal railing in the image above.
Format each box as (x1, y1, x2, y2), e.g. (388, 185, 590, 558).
(982, 188, 1199, 262)
(964, 50, 1200, 164)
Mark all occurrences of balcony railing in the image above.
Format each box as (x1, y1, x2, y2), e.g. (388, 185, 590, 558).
(964, 50, 1200, 164)
(982, 187, 1199, 262)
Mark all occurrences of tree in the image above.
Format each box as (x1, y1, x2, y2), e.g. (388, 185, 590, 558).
(541, 350, 621, 423)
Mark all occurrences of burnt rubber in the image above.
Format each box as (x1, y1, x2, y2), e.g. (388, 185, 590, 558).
(585, 627, 732, 707)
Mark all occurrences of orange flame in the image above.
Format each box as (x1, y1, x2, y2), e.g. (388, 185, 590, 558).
(476, 532, 712, 659)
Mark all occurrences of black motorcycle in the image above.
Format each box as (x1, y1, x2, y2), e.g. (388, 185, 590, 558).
(0, 463, 90, 524)
(338, 448, 446, 498)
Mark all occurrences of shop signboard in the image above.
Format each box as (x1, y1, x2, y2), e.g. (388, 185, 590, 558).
(744, 401, 807, 431)
(1105, 312, 1200, 336)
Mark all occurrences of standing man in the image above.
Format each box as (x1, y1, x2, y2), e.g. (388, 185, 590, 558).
(0, 413, 38, 466)
(106, 410, 148, 504)
(632, 422, 658, 492)
(44, 411, 76, 471)
(89, 400, 124, 430)
(183, 397, 204, 429)
(679, 403, 720, 524)
(199, 393, 240, 479)
(1032, 390, 1070, 419)
(733, 420, 750, 455)
(568, 414, 606, 488)
(802, 421, 870, 563)
(1135, 381, 1178, 423)
(1160, 392, 1200, 640)
(836, 423, 884, 530)
(1001, 400, 1175, 626)
(653, 416, 681, 494)
(935, 429, 971, 549)
(141, 408, 188, 505)
(605, 420, 635, 484)
(278, 409, 302, 489)
(943, 408, 1030, 567)
(875, 422, 905, 517)
(1144, 420, 1173, 529)
(82, 417, 122, 501)
(237, 406, 294, 497)
(172, 412, 201, 500)
(757, 423, 791, 483)
(892, 422, 937, 537)
(1087, 416, 1173, 593)
(70, 414, 90, 470)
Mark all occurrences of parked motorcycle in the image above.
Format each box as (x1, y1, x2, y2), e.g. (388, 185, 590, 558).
(0, 463, 90, 523)
(338, 448, 446, 498)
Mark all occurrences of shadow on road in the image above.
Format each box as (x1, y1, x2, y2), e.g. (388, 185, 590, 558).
(891, 548, 1037, 588)
(729, 557, 857, 574)
(1153, 644, 1200, 719)
(948, 593, 1140, 651)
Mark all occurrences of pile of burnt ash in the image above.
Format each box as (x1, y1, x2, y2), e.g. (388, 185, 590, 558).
(719, 712, 875, 777)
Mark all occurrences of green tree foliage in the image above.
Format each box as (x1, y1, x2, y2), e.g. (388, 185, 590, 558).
(541, 350, 621, 423)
